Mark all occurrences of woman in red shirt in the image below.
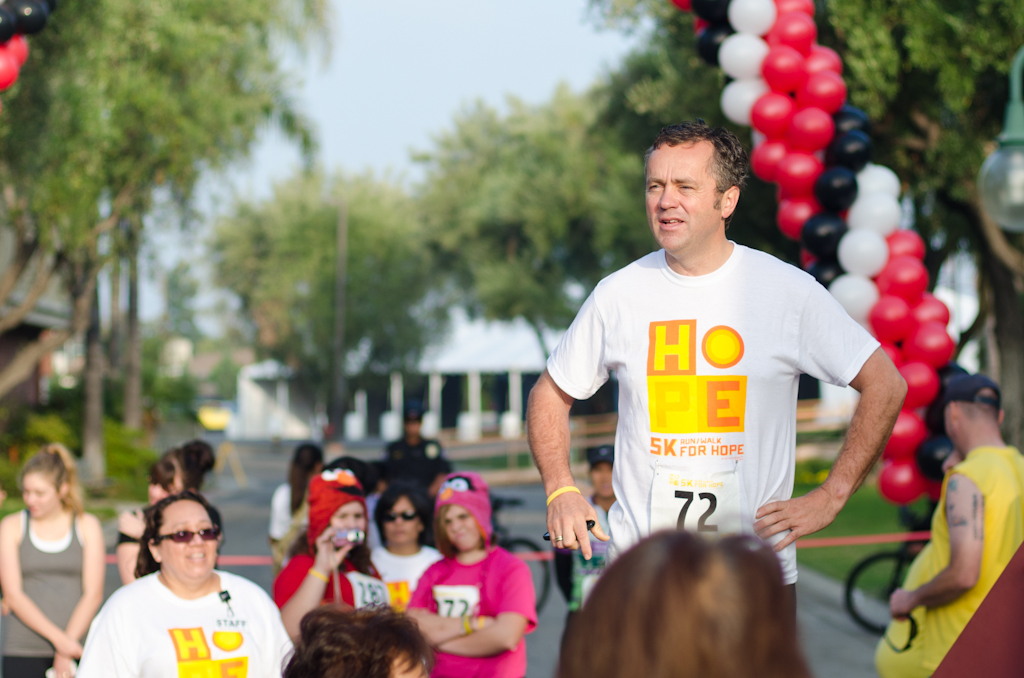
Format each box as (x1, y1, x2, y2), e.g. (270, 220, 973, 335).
(273, 469, 389, 638)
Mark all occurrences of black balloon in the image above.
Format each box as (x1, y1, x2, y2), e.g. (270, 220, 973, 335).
(801, 213, 848, 260)
(808, 259, 843, 288)
(916, 436, 955, 482)
(42, 0, 57, 11)
(924, 362, 971, 434)
(697, 22, 734, 66)
(834, 104, 872, 136)
(692, 0, 731, 23)
(9, 0, 47, 35)
(814, 167, 859, 212)
(827, 130, 873, 173)
(0, 7, 16, 43)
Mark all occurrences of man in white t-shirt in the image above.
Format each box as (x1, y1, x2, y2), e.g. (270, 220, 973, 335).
(527, 121, 906, 590)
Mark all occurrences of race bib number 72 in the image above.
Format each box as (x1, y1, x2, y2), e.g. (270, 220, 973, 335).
(432, 585, 480, 618)
(650, 464, 742, 536)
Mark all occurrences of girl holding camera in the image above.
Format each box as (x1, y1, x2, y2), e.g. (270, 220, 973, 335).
(273, 470, 389, 639)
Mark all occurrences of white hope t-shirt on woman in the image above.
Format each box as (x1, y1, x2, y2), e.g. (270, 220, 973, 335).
(546, 245, 878, 584)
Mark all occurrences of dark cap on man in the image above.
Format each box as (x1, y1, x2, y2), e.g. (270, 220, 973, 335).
(942, 374, 1001, 411)
(586, 445, 614, 467)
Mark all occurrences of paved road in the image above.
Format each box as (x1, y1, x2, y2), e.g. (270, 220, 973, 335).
(99, 443, 880, 678)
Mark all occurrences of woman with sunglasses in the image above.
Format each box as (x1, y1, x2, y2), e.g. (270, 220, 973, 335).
(274, 470, 390, 640)
(407, 472, 536, 678)
(116, 441, 219, 585)
(372, 482, 442, 612)
(77, 491, 291, 678)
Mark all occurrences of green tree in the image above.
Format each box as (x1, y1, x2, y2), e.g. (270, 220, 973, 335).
(0, 0, 327, 401)
(164, 262, 202, 343)
(210, 170, 446, 409)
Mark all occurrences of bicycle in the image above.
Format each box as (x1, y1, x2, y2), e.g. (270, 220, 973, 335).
(844, 504, 934, 634)
(491, 495, 552, 614)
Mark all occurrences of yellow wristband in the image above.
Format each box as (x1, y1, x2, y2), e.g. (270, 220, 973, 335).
(308, 568, 329, 583)
(546, 485, 582, 506)
(462, 614, 473, 635)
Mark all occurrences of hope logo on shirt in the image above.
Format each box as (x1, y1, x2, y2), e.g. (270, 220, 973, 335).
(647, 321, 747, 436)
(168, 627, 248, 677)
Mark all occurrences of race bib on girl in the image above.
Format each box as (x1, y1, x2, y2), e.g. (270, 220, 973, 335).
(432, 585, 480, 618)
(347, 572, 390, 609)
(649, 459, 742, 536)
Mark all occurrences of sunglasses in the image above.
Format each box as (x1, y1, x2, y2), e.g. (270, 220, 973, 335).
(152, 526, 221, 544)
(383, 511, 419, 523)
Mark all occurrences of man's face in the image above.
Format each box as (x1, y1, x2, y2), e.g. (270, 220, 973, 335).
(645, 141, 739, 262)
(404, 418, 422, 440)
(589, 462, 614, 500)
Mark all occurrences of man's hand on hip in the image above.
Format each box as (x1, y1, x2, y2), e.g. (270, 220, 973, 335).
(753, 485, 843, 551)
(547, 491, 609, 560)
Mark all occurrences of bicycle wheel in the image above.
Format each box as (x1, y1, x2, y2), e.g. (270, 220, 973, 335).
(505, 537, 552, 614)
(844, 551, 912, 635)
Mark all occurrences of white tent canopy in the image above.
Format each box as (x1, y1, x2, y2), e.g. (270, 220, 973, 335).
(418, 307, 564, 375)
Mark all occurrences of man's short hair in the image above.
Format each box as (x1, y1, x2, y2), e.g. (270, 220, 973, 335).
(644, 120, 749, 228)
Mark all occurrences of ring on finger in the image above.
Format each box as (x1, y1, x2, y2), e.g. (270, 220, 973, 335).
(555, 536, 563, 542)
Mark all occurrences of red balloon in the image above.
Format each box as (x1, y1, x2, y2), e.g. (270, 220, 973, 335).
(751, 139, 789, 182)
(911, 293, 950, 327)
(694, 17, 709, 34)
(875, 255, 929, 305)
(751, 92, 795, 138)
(903, 321, 955, 369)
(776, 151, 824, 197)
(900, 361, 940, 410)
(0, 53, 18, 91)
(796, 71, 847, 113)
(886, 229, 926, 260)
(670, 0, 692, 9)
(884, 411, 929, 461)
(761, 46, 806, 93)
(802, 45, 842, 77)
(869, 295, 914, 344)
(880, 342, 904, 369)
(777, 197, 821, 240)
(6, 36, 28, 67)
(786, 107, 835, 152)
(774, 0, 814, 15)
(800, 248, 817, 270)
(878, 460, 927, 505)
(767, 12, 817, 56)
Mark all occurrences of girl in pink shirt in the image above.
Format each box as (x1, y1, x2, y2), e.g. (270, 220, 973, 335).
(408, 472, 536, 678)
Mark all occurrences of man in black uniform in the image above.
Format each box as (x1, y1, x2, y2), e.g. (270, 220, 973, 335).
(384, 406, 452, 497)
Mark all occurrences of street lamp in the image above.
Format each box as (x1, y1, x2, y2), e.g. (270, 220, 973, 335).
(979, 45, 1024, 232)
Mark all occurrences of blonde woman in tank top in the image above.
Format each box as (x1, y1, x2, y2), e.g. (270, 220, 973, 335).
(0, 444, 105, 678)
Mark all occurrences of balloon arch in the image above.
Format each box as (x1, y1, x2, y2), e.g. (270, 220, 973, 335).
(669, 0, 964, 505)
(0, 0, 59, 115)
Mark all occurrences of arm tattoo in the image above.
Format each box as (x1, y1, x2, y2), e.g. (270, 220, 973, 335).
(972, 494, 982, 540)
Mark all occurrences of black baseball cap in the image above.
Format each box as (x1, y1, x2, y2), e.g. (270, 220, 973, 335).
(586, 445, 614, 467)
(941, 374, 1001, 411)
(403, 405, 424, 422)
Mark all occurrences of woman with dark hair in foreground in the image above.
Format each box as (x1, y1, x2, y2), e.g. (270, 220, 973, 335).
(558, 531, 811, 678)
(284, 606, 432, 678)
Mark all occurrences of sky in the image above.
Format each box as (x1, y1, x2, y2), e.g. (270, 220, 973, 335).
(134, 0, 642, 329)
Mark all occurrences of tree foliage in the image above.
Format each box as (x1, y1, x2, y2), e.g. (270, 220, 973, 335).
(210, 171, 446, 405)
(0, 0, 328, 399)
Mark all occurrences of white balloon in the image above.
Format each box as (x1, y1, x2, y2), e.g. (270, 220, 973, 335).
(751, 129, 767, 147)
(847, 192, 902, 236)
(728, 0, 778, 35)
(720, 79, 768, 127)
(856, 164, 902, 199)
(837, 229, 889, 277)
(829, 274, 880, 325)
(719, 34, 770, 81)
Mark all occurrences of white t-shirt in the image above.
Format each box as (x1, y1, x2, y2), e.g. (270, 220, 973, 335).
(77, 571, 292, 678)
(547, 245, 878, 584)
(370, 545, 443, 611)
(268, 483, 292, 540)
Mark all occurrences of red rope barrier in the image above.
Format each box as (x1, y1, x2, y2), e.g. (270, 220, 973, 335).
(101, 531, 932, 566)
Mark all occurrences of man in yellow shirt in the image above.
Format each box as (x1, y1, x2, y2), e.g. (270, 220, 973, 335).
(876, 374, 1024, 677)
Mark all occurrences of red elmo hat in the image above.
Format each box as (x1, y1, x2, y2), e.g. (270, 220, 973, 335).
(306, 469, 366, 552)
